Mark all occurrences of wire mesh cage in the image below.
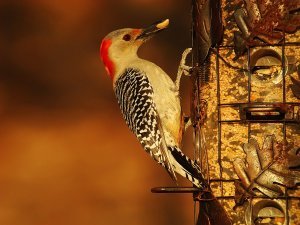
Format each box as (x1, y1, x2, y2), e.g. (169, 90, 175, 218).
(210, 39, 300, 225)
(153, 0, 300, 224)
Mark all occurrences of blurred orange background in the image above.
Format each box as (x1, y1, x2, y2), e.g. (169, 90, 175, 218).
(0, 1, 197, 225)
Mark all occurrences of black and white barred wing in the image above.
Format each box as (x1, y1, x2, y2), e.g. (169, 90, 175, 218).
(114, 68, 177, 180)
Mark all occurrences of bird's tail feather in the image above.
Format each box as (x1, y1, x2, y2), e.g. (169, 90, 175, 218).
(168, 146, 205, 188)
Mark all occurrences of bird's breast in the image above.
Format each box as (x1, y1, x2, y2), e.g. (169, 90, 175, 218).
(138, 61, 182, 146)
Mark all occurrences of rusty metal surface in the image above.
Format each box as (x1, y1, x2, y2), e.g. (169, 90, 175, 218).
(198, 0, 300, 224)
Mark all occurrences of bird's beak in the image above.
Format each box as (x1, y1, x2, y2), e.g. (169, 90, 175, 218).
(136, 19, 169, 40)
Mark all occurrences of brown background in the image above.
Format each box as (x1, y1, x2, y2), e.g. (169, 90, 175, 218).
(0, 1, 197, 225)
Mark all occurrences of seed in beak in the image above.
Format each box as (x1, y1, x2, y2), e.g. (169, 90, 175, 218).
(156, 19, 169, 29)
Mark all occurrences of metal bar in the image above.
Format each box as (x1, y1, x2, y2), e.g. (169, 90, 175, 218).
(151, 187, 300, 200)
(217, 196, 300, 200)
(249, 198, 253, 225)
(285, 187, 290, 225)
(247, 47, 252, 105)
(218, 42, 300, 48)
(282, 32, 290, 225)
(219, 102, 300, 107)
(216, 46, 223, 198)
(218, 120, 300, 124)
(151, 187, 201, 193)
(282, 33, 286, 104)
(247, 47, 252, 141)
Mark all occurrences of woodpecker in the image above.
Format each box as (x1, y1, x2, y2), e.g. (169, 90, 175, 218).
(99, 19, 204, 188)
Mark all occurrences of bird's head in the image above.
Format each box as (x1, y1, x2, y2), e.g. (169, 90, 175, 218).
(100, 19, 169, 80)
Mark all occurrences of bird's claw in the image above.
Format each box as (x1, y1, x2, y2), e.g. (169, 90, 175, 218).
(179, 48, 192, 76)
(184, 116, 192, 131)
(175, 48, 192, 90)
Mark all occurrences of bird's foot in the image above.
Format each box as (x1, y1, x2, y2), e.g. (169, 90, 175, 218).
(184, 116, 192, 131)
(175, 48, 192, 90)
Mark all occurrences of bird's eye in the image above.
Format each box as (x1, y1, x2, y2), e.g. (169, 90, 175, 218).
(123, 34, 131, 41)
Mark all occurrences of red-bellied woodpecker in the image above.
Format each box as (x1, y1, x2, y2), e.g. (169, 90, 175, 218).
(99, 19, 204, 189)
